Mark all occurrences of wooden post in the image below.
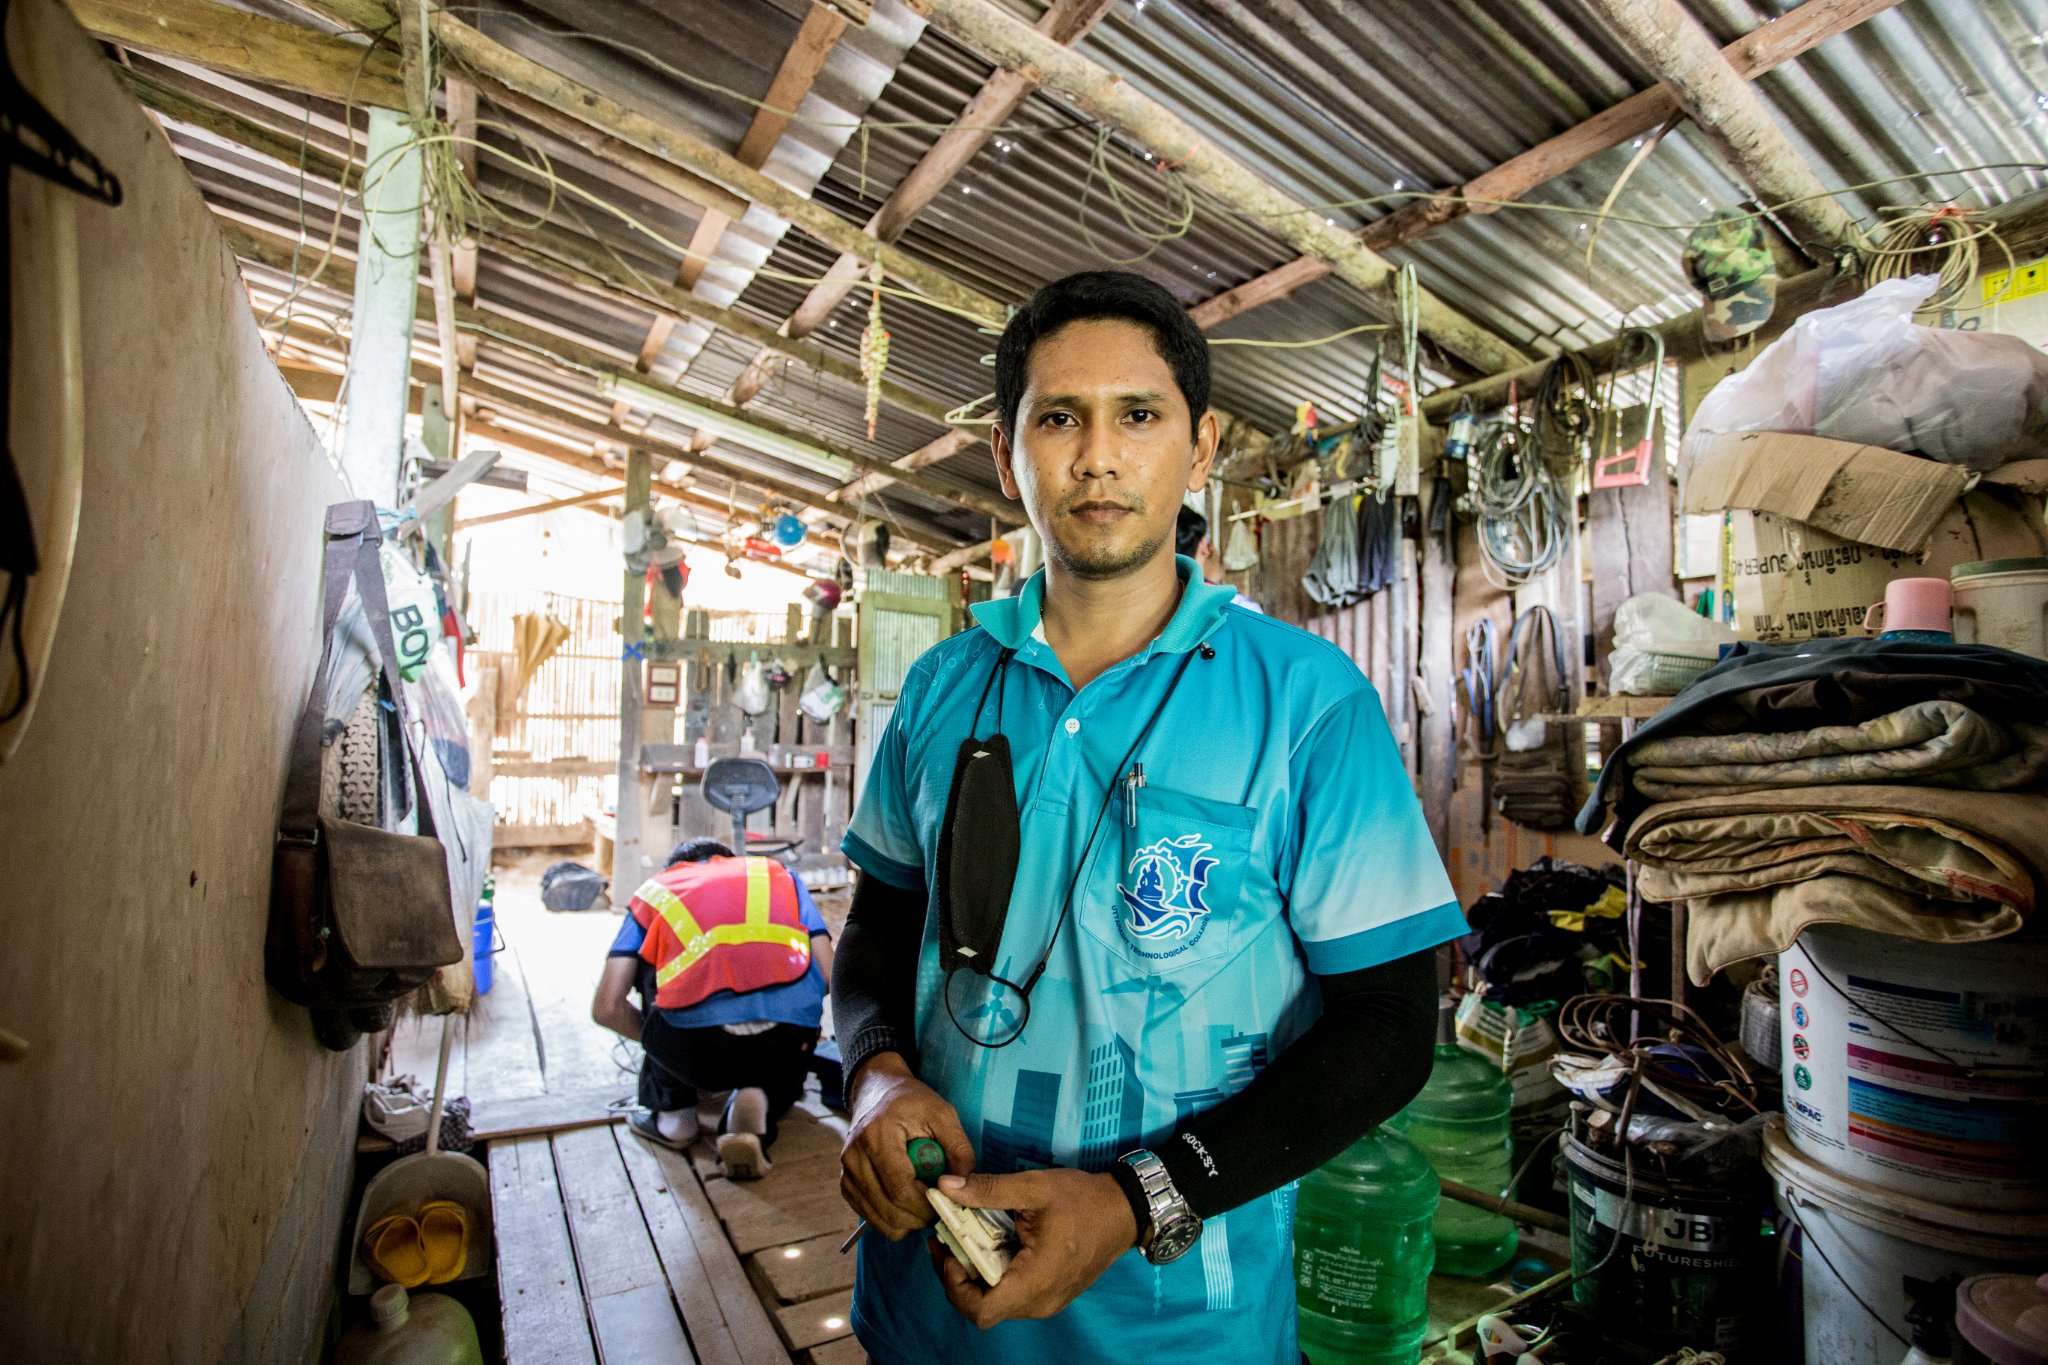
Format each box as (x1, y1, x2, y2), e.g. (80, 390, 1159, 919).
(336, 106, 422, 504)
(640, 505, 683, 866)
(901, 0, 1527, 374)
(1417, 476, 1456, 855)
(1581, 0, 1862, 257)
(612, 449, 653, 895)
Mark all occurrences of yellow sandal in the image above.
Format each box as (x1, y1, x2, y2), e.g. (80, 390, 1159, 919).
(418, 1200, 472, 1284)
(361, 1214, 430, 1288)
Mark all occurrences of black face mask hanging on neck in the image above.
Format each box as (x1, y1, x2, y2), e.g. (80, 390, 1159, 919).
(933, 642, 1209, 1049)
(934, 649, 1019, 978)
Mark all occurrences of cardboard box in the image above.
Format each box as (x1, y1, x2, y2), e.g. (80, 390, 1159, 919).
(1728, 490, 2048, 641)
(1682, 430, 1973, 554)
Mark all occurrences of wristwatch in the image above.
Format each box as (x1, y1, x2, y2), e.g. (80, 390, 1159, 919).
(1116, 1150, 1202, 1265)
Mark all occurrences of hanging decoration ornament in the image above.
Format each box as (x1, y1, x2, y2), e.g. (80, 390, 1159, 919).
(860, 261, 891, 440)
(772, 512, 807, 547)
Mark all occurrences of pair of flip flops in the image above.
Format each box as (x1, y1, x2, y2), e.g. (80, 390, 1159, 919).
(362, 1200, 471, 1288)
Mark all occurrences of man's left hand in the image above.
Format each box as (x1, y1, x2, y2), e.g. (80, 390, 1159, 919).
(928, 1168, 1138, 1328)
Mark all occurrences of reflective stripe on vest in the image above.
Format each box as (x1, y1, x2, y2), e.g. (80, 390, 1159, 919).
(646, 857, 810, 990)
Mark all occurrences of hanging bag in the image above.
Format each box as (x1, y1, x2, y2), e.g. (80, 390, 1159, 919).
(1491, 605, 1585, 831)
(266, 501, 463, 1009)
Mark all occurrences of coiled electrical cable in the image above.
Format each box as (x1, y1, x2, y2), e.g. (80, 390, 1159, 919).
(1466, 421, 1568, 589)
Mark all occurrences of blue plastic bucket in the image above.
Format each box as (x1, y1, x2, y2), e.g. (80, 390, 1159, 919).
(473, 901, 502, 994)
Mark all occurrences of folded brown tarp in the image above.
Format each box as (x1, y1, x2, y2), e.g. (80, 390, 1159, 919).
(1622, 784, 2047, 983)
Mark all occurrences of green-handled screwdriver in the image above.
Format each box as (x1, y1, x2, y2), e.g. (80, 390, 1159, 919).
(839, 1138, 948, 1253)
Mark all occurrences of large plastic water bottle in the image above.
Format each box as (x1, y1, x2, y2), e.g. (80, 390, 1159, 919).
(334, 1286, 484, 1365)
(1389, 999, 1518, 1278)
(1295, 1127, 1439, 1365)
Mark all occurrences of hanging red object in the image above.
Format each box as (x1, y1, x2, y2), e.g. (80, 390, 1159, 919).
(743, 536, 783, 558)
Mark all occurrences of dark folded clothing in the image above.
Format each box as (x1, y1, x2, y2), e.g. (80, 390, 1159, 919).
(1577, 637, 2048, 844)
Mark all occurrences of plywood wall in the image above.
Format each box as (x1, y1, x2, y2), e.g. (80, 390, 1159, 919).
(0, 2, 358, 1358)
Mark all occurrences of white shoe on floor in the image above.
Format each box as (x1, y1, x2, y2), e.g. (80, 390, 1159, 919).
(716, 1130, 772, 1180)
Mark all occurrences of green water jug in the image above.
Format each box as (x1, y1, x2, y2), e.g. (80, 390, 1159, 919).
(334, 1286, 484, 1365)
(1389, 998, 1518, 1278)
(1295, 1126, 1439, 1365)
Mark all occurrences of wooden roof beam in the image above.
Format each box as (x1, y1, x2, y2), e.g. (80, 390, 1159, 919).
(1190, 0, 1903, 330)
(421, 8, 1009, 328)
(1421, 187, 2048, 417)
(73, 0, 408, 110)
(900, 0, 1527, 374)
(1580, 0, 1864, 258)
(731, 0, 1118, 407)
(634, 1, 849, 415)
(217, 215, 1017, 526)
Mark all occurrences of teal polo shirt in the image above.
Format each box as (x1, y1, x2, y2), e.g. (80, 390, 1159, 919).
(842, 556, 1464, 1365)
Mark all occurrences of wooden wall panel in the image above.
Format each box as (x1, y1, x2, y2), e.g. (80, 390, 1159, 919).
(0, 3, 357, 1357)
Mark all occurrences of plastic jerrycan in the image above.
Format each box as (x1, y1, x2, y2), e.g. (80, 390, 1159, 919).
(334, 1285, 484, 1365)
(1388, 997, 1518, 1277)
(1295, 1126, 1439, 1365)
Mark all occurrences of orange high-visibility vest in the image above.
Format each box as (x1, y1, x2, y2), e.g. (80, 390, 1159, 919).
(628, 856, 813, 1010)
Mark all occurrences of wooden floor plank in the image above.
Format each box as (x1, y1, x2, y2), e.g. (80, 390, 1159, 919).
(491, 1136, 598, 1365)
(750, 1231, 856, 1304)
(615, 1130, 748, 1365)
(553, 1126, 669, 1301)
(705, 1156, 857, 1255)
(808, 1337, 868, 1365)
(774, 1288, 855, 1352)
(690, 1109, 843, 1181)
(589, 1282, 694, 1365)
(474, 1088, 631, 1141)
(634, 1134, 796, 1365)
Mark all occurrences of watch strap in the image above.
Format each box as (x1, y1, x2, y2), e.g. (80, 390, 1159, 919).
(1108, 1158, 1152, 1246)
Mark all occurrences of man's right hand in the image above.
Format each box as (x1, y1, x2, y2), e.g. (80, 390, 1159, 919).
(839, 1052, 976, 1239)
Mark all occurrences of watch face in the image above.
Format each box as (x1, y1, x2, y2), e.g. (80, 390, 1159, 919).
(1147, 1213, 1202, 1265)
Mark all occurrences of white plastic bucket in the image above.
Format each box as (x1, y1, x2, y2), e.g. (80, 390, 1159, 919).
(1764, 1117, 2048, 1363)
(1778, 925, 2048, 1209)
(1951, 557, 2048, 660)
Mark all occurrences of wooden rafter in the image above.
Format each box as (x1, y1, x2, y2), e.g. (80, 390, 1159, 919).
(217, 214, 1019, 526)
(731, 0, 1118, 409)
(621, 2, 849, 422)
(1189, 0, 1903, 329)
(72, 0, 408, 109)
(1582, 0, 1863, 257)
(901, 0, 1528, 374)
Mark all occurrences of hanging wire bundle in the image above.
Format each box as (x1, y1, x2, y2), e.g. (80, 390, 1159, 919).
(1465, 420, 1569, 589)
(1862, 203, 2017, 307)
(859, 261, 891, 440)
(1530, 352, 1597, 477)
(1077, 126, 1196, 265)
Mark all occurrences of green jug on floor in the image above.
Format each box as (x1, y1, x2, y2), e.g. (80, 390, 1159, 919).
(1295, 1126, 1438, 1365)
(334, 1286, 484, 1365)
(1388, 997, 1518, 1278)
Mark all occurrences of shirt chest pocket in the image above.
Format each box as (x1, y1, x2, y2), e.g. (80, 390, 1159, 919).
(1080, 785, 1256, 979)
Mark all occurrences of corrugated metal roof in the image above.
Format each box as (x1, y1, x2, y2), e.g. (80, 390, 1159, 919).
(127, 0, 2048, 554)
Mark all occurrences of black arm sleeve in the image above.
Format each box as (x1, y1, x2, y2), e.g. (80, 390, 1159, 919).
(1115, 947, 1439, 1222)
(830, 871, 928, 1082)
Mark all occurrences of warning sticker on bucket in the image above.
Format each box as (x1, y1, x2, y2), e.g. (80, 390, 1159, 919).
(1788, 968, 1808, 998)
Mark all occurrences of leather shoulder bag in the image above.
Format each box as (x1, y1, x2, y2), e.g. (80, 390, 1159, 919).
(266, 500, 463, 1008)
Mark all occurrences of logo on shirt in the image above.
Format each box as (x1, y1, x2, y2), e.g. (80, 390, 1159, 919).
(1117, 834, 1217, 957)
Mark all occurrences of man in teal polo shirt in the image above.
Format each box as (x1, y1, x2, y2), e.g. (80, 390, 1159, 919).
(831, 271, 1464, 1364)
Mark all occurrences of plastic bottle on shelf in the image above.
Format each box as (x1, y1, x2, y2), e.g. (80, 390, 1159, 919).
(333, 1286, 484, 1365)
(1295, 1126, 1438, 1365)
(1388, 998, 1519, 1278)
(693, 735, 710, 769)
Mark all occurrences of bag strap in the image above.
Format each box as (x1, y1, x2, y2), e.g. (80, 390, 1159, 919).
(278, 501, 438, 841)
(1501, 604, 1570, 721)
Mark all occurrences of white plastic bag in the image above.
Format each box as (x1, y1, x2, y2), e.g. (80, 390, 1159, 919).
(1688, 275, 2048, 471)
(735, 655, 770, 716)
(379, 542, 442, 682)
(1612, 594, 1734, 660)
(798, 664, 845, 724)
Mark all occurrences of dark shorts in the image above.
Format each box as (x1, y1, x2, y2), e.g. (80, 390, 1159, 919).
(636, 1009, 820, 1149)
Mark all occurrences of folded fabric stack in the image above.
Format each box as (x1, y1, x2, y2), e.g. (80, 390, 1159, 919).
(1575, 637, 2048, 983)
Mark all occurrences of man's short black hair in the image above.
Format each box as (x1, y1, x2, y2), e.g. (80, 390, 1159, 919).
(666, 837, 735, 867)
(994, 271, 1210, 439)
(1175, 505, 1208, 558)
